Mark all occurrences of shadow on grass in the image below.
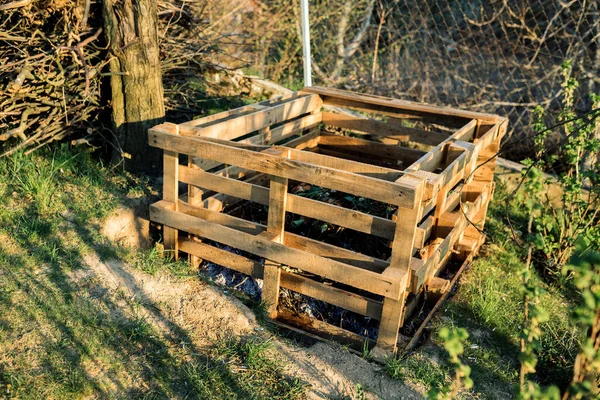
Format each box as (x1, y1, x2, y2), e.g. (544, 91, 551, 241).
(0, 216, 258, 399)
(0, 149, 303, 399)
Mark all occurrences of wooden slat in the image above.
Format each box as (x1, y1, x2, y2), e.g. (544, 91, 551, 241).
(180, 105, 261, 128)
(280, 273, 383, 320)
(377, 175, 424, 352)
(318, 134, 427, 165)
(149, 125, 418, 208)
(414, 216, 434, 250)
(303, 87, 499, 124)
(263, 170, 289, 318)
(437, 150, 470, 190)
(377, 298, 406, 352)
(150, 200, 402, 298)
(179, 238, 264, 277)
(245, 112, 321, 145)
(283, 129, 322, 150)
(178, 197, 394, 272)
(179, 236, 384, 320)
(185, 94, 322, 141)
(321, 111, 449, 146)
(178, 166, 397, 240)
(282, 234, 390, 272)
(180, 92, 301, 128)
(450, 119, 478, 142)
(163, 150, 179, 258)
(280, 146, 404, 181)
(388, 176, 425, 274)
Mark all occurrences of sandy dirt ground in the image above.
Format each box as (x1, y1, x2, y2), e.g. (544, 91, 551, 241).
(78, 249, 421, 400)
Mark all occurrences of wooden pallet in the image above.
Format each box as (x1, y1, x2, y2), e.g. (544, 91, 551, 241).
(148, 87, 507, 354)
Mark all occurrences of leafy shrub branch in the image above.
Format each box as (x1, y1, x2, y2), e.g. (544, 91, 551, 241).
(436, 62, 599, 399)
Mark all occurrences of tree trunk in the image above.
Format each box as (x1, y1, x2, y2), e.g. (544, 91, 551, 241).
(102, 0, 164, 172)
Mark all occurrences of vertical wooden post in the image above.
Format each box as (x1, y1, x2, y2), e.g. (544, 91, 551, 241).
(262, 150, 290, 318)
(163, 147, 179, 260)
(377, 177, 424, 353)
(188, 158, 204, 206)
(263, 175, 288, 318)
(187, 157, 203, 267)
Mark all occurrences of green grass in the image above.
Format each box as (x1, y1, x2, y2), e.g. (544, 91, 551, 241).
(0, 145, 305, 399)
(386, 353, 450, 392)
(388, 180, 582, 398)
(0, 144, 584, 399)
(129, 247, 196, 278)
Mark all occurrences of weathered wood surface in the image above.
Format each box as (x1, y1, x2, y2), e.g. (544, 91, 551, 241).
(151, 200, 404, 298)
(303, 86, 500, 124)
(150, 124, 419, 207)
(150, 88, 507, 355)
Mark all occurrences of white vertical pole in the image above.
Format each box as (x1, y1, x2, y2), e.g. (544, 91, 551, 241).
(300, 0, 312, 87)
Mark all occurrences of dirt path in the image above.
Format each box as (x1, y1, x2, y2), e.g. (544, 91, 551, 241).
(78, 252, 420, 399)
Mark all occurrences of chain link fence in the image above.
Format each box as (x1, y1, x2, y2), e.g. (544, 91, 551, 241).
(362, 0, 599, 158)
(217, 0, 599, 160)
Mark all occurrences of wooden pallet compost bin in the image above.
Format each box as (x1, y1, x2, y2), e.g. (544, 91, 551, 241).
(149, 87, 507, 354)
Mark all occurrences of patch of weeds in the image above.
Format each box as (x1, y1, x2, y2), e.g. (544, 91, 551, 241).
(355, 383, 368, 400)
(429, 182, 581, 393)
(6, 150, 73, 216)
(211, 336, 305, 399)
(361, 339, 373, 360)
(386, 353, 449, 391)
(130, 247, 195, 278)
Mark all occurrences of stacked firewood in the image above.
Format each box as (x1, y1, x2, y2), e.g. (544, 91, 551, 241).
(0, 0, 220, 156)
(0, 0, 107, 156)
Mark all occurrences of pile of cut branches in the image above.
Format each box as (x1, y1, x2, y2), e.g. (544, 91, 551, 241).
(158, 0, 224, 122)
(0, 0, 107, 156)
(0, 0, 234, 156)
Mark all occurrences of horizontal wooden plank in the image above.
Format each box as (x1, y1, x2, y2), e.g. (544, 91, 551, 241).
(280, 273, 383, 320)
(179, 238, 264, 277)
(282, 234, 390, 273)
(283, 129, 322, 150)
(151, 200, 402, 298)
(321, 111, 449, 146)
(180, 93, 302, 128)
(280, 146, 404, 181)
(244, 112, 322, 145)
(180, 106, 262, 128)
(178, 196, 394, 272)
(149, 125, 418, 207)
(178, 166, 397, 240)
(180, 236, 383, 320)
(185, 94, 322, 141)
(318, 133, 426, 165)
(302, 87, 500, 124)
(317, 148, 403, 170)
(178, 200, 263, 235)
